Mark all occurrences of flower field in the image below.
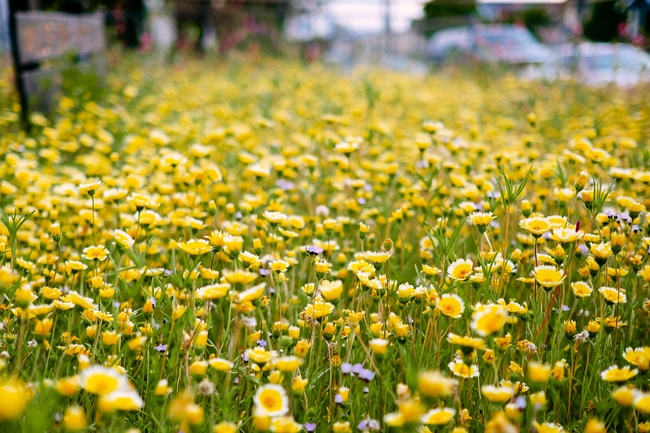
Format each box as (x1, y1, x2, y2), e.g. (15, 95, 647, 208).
(1, 59, 650, 433)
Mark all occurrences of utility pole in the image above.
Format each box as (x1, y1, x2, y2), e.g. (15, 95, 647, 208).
(383, 0, 391, 59)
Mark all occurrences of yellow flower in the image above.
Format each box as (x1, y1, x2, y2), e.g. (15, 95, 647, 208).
(421, 264, 441, 276)
(622, 348, 648, 370)
(223, 269, 258, 285)
(63, 405, 86, 430)
(178, 239, 213, 255)
(486, 412, 518, 433)
(447, 258, 473, 281)
(471, 304, 508, 336)
(533, 422, 565, 433)
(590, 243, 613, 262)
(468, 211, 496, 227)
(34, 317, 54, 335)
(634, 392, 650, 414)
(56, 376, 80, 396)
(270, 416, 302, 433)
(571, 281, 592, 298)
(214, 421, 238, 433)
(369, 338, 390, 355)
(533, 266, 566, 288)
(527, 362, 552, 382)
(82, 245, 110, 261)
(247, 347, 275, 365)
(436, 294, 465, 318)
(195, 283, 230, 300)
(263, 211, 288, 224)
(155, 379, 171, 396)
(448, 358, 479, 378)
(273, 356, 303, 372)
(601, 365, 638, 382)
(0, 377, 30, 421)
(208, 358, 234, 372)
(78, 180, 103, 195)
(481, 385, 514, 403)
(334, 141, 360, 154)
(421, 408, 456, 425)
(612, 386, 635, 406)
(79, 365, 128, 395)
(301, 298, 334, 320)
(364, 251, 392, 264)
(319, 280, 343, 301)
(519, 217, 551, 237)
(102, 331, 121, 346)
(98, 389, 144, 411)
(551, 228, 583, 243)
(254, 384, 288, 417)
(113, 230, 135, 249)
(63, 291, 98, 310)
(447, 333, 485, 351)
(237, 283, 266, 303)
(269, 260, 290, 273)
(598, 286, 626, 304)
(189, 360, 209, 376)
(418, 371, 458, 397)
(169, 391, 204, 425)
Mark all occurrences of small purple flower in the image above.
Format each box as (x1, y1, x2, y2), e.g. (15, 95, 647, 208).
(241, 352, 249, 363)
(363, 386, 369, 394)
(515, 395, 527, 409)
(542, 231, 552, 240)
(257, 339, 267, 348)
(561, 305, 570, 312)
(578, 244, 589, 255)
(260, 269, 270, 277)
(341, 363, 354, 375)
(154, 344, 167, 353)
(367, 420, 380, 431)
(305, 246, 324, 256)
(632, 224, 640, 233)
(164, 269, 173, 276)
(358, 420, 368, 431)
(276, 179, 295, 191)
(605, 209, 614, 218)
(305, 423, 317, 432)
(335, 394, 344, 404)
(113, 301, 121, 308)
(358, 369, 376, 382)
(352, 363, 364, 375)
(358, 198, 366, 205)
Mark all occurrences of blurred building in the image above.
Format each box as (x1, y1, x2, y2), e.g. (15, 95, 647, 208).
(0, 0, 9, 51)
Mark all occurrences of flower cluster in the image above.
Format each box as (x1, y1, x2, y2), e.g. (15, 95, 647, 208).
(0, 58, 649, 433)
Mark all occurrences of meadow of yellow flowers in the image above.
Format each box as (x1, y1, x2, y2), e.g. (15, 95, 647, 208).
(0, 58, 649, 433)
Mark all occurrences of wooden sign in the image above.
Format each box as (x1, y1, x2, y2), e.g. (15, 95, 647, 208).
(9, 8, 106, 128)
(15, 12, 105, 65)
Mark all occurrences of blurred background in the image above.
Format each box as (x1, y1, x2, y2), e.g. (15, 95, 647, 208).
(1, 0, 649, 86)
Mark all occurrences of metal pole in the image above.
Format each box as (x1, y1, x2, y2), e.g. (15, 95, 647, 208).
(384, 0, 390, 58)
(8, 0, 29, 130)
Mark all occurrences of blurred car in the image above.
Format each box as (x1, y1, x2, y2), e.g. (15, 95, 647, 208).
(555, 43, 650, 87)
(427, 24, 554, 66)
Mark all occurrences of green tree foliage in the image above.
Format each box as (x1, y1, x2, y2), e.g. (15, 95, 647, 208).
(583, 0, 627, 42)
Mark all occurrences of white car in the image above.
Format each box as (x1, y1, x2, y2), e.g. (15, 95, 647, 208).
(556, 43, 650, 87)
(427, 24, 555, 66)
